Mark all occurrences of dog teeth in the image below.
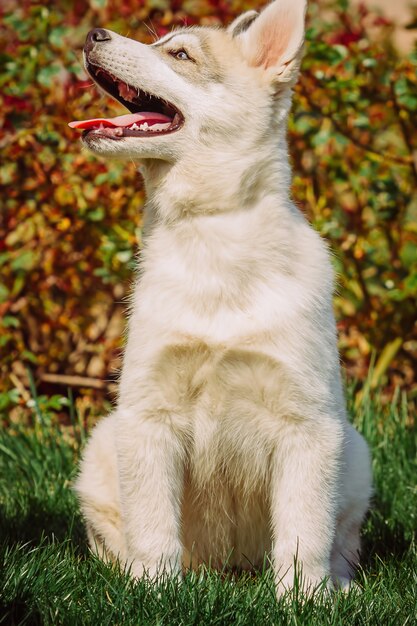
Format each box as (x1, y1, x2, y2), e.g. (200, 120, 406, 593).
(118, 81, 137, 102)
(154, 123, 171, 131)
(171, 113, 181, 128)
(126, 122, 172, 133)
(149, 123, 171, 132)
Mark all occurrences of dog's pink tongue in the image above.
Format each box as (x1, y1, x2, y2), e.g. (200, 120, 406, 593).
(68, 112, 171, 129)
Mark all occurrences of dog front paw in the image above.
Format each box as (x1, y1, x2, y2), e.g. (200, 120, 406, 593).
(128, 553, 182, 580)
(333, 575, 362, 594)
(275, 565, 332, 598)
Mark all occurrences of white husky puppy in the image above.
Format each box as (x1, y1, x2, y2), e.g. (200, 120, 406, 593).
(71, 0, 372, 595)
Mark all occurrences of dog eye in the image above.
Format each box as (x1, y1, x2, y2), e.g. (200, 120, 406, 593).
(170, 49, 191, 61)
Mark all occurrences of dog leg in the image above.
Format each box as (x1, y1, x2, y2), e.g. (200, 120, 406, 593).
(116, 407, 185, 579)
(270, 417, 343, 596)
(74, 414, 126, 563)
(331, 425, 372, 589)
(331, 520, 362, 590)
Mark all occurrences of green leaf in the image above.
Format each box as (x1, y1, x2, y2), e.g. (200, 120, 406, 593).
(403, 273, 417, 295)
(0, 388, 20, 410)
(10, 250, 37, 272)
(87, 208, 105, 222)
(394, 77, 417, 111)
(21, 350, 38, 364)
(49, 27, 68, 48)
(0, 284, 9, 303)
(37, 65, 61, 87)
(2, 316, 20, 329)
(311, 127, 331, 147)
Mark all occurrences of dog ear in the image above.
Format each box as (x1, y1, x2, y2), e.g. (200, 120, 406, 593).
(236, 0, 307, 84)
(227, 11, 259, 37)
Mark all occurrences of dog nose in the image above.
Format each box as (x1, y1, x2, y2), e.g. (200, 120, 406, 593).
(84, 28, 112, 54)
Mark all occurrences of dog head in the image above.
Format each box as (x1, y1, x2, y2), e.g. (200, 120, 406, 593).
(70, 0, 306, 162)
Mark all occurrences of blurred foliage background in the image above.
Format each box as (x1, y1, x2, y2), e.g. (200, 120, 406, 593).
(1, 0, 416, 421)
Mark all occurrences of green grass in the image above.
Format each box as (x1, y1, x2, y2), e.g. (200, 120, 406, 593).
(0, 387, 416, 625)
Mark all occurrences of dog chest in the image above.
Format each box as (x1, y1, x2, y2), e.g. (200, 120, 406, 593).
(150, 340, 302, 490)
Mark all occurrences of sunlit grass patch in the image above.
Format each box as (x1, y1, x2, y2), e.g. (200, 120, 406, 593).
(1, 386, 416, 625)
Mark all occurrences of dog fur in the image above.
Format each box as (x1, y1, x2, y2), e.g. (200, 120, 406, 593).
(74, 0, 372, 595)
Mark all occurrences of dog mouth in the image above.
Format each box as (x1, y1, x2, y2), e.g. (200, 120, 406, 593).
(69, 61, 184, 139)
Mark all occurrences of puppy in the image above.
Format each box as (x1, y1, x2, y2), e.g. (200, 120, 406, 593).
(71, 0, 372, 595)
